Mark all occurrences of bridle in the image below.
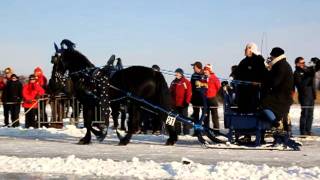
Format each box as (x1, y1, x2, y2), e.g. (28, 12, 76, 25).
(51, 53, 70, 89)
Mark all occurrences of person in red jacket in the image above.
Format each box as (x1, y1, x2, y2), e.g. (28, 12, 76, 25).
(170, 68, 192, 135)
(34, 67, 48, 90)
(22, 75, 45, 128)
(34, 67, 48, 124)
(0, 76, 5, 91)
(203, 64, 221, 134)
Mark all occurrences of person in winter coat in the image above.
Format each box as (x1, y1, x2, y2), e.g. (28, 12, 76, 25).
(190, 61, 204, 124)
(261, 47, 294, 127)
(2, 67, 14, 126)
(1, 74, 23, 127)
(22, 75, 45, 128)
(203, 64, 221, 134)
(294, 57, 320, 135)
(0, 76, 5, 91)
(233, 43, 268, 113)
(34, 67, 47, 90)
(170, 68, 192, 135)
(34, 67, 48, 124)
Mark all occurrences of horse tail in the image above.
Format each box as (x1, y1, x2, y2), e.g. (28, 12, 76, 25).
(155, 72, 172, 111)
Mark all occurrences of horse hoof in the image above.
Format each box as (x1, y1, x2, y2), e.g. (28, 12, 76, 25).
(118, 141, 129, 146)
(165, 139, 176, 146)
(77, 139, 91, 145)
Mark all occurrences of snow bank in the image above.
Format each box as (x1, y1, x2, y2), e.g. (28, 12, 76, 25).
(0, 155, 319, 180)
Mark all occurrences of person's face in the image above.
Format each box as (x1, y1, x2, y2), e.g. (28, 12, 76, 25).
(193, 66, 201, 73)
(245, 47, 253, 57)
(35, 71, 41, 76)
(11, 76, 17, 81)
(175, 72, 182, 79)
(296, 59, 305, 69)
(5, 72, 12, 79)
(29, 78, 36, 84)
(204, 69, 210, 76)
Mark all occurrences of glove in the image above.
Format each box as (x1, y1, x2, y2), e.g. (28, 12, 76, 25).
(221, 81, 228, 86)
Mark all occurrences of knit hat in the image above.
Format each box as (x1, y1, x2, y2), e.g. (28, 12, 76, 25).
(246, 42, 260, 55)
(175, 68, 184, 75)
(191, 61, 203, 69)
(29, 74, 36, 80)
(270, 47, 285, 57)
(11, 74, 18, 79)
(152, 64, 160, 71)
(203, 64, 213, 73)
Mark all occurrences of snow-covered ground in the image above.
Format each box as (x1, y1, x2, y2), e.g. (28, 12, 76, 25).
(0, 105, 319, 179)
(0, 155, 319, 180)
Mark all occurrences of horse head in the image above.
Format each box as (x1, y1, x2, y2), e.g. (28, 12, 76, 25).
(49, 39, 79, 96)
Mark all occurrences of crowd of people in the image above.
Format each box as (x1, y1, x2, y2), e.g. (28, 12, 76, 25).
(0, 67, 47, 128)
(0, 43, 319, 138)
(166, 43, 320, 137)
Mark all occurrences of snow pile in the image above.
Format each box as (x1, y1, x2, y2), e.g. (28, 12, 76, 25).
(0, 125, 85, 139)
(0, 155, 319, 179)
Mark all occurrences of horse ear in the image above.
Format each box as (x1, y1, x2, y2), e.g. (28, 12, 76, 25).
(109, 55, 116, 62)
(106, 55, 116, 66)
(54, 42, 59, 53)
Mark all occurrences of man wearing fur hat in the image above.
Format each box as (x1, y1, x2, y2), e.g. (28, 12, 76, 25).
(261, 47, 294, 127)
(233, 43, 268, 113)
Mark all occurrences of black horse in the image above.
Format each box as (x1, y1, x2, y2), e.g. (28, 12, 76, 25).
(49, 40, 177, 145)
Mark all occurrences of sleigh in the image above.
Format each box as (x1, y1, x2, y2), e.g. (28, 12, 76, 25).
(222, 83, 272, 146)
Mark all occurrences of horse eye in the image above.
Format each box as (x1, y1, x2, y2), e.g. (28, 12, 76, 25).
(51, 56, 58, 64)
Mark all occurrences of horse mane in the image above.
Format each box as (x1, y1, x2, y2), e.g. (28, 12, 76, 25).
(63, 49, 95, 70)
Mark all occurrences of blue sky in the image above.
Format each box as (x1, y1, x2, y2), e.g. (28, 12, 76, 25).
(1, 0, 320, 79)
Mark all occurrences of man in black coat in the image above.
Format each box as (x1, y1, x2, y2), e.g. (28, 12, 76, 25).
(190, 61, 204, 124)
(261, 47, 294, 125)
(233, 43, 268, 113)
(294, 57, 320, 135)
(2, 74, 23, 127)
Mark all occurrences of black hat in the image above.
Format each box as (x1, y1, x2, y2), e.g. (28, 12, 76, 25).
(152, 64, 160, 71)
(270, 47, 285, 57)
(191, 61, 202, 69)
(11, 74, 18, 79)
(311, 57, 320, 64)
(175, 68, 184, 75)
(29, 74, 36, 80)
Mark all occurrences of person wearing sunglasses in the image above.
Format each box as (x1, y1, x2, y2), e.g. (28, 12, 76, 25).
(294, 57, 320, 136)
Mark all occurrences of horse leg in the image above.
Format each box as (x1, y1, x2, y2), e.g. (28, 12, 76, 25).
(95, 106, 110, 142)
(78, 106, 93, 144)
(163, 111, 178, 145)
(118, 104, 136, 145)
(111, 102, 120, 129)
(165, 124, 178, 145)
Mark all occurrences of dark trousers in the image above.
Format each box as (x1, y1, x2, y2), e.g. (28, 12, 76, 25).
(174, 106, 190, 135)
(25, 108, 38, 128)
(300, 102, 314, 135)
(192, 106, 201, 124)
(3, 104, 9, 126)
(204, 97, 219, 133)
(3, 104, 21, 127)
